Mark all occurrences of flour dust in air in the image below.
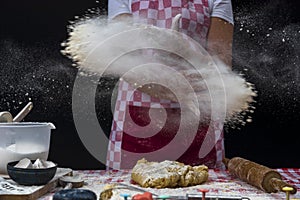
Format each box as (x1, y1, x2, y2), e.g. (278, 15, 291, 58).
(61, 15, 257, 128)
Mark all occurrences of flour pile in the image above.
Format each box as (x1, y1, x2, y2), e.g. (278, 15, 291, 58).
(61, 16, 256, 126)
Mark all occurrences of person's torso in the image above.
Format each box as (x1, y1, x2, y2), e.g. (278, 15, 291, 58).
(107, 0, 225, 170)
(131, 0, 211, 46)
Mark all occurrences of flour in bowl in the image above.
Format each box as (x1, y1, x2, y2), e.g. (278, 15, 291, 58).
(0, 143, 48, 174)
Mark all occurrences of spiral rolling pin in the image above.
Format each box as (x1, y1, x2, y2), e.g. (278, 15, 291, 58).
(223, 157, 297, 194)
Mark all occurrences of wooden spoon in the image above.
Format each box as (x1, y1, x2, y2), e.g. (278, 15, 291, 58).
(13, 102, 33, 122)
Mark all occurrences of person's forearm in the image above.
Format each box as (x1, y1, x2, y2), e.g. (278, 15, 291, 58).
(207, 17, 234, 68)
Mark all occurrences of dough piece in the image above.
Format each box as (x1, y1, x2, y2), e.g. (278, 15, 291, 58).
(100, 184, 116, 200)
(131, 158, 208, 188)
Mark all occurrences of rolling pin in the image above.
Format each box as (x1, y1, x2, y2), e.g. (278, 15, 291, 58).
(223, 157, 297, 194)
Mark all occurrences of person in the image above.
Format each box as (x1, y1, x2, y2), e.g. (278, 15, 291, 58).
(106, 0, 234, 170)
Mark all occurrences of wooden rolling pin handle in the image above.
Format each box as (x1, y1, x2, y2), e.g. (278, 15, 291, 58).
(269, 178, 297, 194)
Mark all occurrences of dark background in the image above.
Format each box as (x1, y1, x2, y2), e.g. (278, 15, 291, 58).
(0, 0, 299, 169)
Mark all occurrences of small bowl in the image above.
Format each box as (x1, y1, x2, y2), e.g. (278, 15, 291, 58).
(7, 160, 57, 186)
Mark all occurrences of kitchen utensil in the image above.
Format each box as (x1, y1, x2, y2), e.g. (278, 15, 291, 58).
(58, 174, 85, 189)
(0, 111, 13, 122)
(53, 174, 96, 200)
(282, 186, 294, 200)
(118, 183, 158, 195)
(6, 160, 57, 186)
(187, 194, 251, 200)
(111, 191, 251, 200)
(131, 193, 250, 200)
(13, 102, 33, 122)
(223, 157, 297, 194)
(100, 182, 159, 199)
(100, 183, 159, 200)
(0, 102, 33, 123)
(0, 122, 56, 175)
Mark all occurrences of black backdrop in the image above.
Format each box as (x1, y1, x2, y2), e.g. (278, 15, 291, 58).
(0, 0, 299, 169)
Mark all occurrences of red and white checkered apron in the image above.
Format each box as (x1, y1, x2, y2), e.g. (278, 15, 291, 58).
(106, 0, 225, 170)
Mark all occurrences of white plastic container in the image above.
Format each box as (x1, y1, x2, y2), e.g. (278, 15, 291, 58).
(0, 122, 55, 175)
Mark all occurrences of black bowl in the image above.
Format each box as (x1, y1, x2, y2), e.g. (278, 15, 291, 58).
(7, 160, 57, 186)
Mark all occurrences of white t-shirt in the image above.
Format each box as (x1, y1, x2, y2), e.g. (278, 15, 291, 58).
(108, 0, 234, 24)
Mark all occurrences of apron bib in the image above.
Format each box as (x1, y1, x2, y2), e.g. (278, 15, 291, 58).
(106, 0, 225, 170)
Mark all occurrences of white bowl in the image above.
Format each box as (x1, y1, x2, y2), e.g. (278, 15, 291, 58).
(0, 122, 55, 175)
